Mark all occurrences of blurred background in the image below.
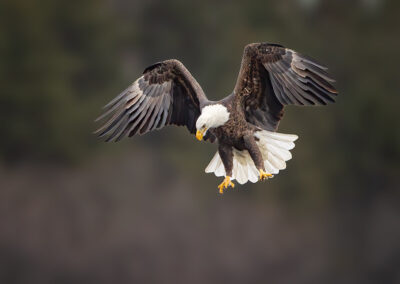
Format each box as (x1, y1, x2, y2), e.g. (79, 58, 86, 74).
(0, 0, 399, 283)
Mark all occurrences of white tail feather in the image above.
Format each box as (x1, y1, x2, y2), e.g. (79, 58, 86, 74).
(205, 130, 298, 184)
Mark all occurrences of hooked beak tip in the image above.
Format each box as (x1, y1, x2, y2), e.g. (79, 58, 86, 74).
(196, 130, 204, 141)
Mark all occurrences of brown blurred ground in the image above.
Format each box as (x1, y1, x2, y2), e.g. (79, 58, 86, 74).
(0, 0, 399, 283)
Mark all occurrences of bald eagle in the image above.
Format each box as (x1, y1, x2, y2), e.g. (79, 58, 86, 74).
(95, 43, 337, 194)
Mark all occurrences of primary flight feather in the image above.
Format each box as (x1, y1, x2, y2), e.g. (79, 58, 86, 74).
(95, 42, 338, 193)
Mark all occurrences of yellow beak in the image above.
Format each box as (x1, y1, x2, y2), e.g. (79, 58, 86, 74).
(196, 128, 206, 141)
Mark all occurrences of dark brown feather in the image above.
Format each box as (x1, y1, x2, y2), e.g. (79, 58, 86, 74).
(95, 59, 215, 142)
(233, 42, 338, 131)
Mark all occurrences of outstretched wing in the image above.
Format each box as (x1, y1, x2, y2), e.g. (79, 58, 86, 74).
(95, 59, 215, 142)
(233, 43, 338, 131)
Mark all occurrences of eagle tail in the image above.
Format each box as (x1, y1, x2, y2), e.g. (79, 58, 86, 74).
(205, 131, 298, 185)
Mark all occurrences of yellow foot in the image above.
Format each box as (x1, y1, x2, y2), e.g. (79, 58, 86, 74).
(218, 176, 235, 194)
(259, 169, 273, 181)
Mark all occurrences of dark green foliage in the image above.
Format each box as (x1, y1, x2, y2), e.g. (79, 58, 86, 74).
(0, 0, 398, 188)
(0, 0, 124, 162)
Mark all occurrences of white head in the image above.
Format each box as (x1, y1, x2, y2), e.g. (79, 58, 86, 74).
(195, 104, 230, 141)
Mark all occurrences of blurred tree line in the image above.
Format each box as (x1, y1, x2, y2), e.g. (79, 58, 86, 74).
(0, 0, 125, 162)
(0, 0, 398, 189)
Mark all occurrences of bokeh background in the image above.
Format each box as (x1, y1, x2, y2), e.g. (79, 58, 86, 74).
(1, 0, 399, 283)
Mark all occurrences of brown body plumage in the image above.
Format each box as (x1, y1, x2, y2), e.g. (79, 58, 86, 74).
(210, 95, 261, 177)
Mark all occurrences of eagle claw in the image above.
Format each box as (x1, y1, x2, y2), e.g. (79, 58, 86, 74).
(259, 169, 273, 181)
(218, 176, 235, 194)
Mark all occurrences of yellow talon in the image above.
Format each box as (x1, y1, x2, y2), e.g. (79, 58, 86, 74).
(259, 169, 273, 181)
(217, 176, 235, 194)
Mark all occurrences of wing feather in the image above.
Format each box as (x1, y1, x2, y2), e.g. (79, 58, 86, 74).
(95, 59, 215, 142)
(233, 43, 338, 131)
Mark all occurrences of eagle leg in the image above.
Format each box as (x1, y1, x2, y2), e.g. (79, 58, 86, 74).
(244, 134, 272, 181)
(218, 176, 235, 194)
(259, 169, 273, 181)
(217, 143, 234, 194)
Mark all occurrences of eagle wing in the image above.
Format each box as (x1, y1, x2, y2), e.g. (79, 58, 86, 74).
(233, 43, 338, 131)
(95, 59, 215, 142)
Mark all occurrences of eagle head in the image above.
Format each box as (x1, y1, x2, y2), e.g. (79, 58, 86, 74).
(195, 104, 229, 141)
